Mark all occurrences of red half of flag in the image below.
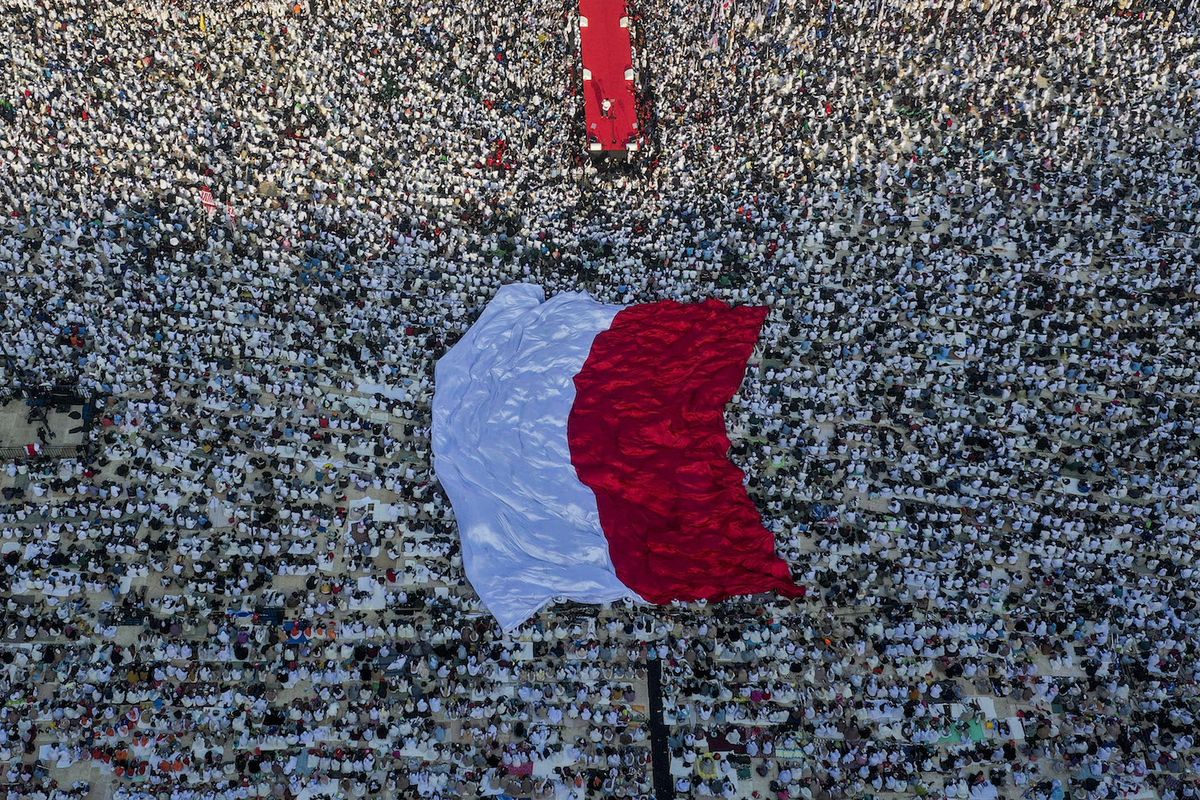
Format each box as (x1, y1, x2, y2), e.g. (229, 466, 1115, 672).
(569, 299, 802, 604)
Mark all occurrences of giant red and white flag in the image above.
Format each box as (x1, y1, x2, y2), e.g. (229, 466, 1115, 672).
(433, 284, 803, 631)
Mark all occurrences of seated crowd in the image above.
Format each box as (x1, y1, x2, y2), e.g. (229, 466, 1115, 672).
(1, 0, 1198, 798)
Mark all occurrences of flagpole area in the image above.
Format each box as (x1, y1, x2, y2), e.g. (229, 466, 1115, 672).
(647, 656, 676, 800)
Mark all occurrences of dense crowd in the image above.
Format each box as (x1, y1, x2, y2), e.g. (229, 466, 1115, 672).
(3, 0, 1200, 798)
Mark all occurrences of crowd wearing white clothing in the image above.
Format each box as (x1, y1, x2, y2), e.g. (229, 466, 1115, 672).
(2, 0, 1200, 798)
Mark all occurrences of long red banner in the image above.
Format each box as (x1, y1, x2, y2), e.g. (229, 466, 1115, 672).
(579, 0, 640, 152)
